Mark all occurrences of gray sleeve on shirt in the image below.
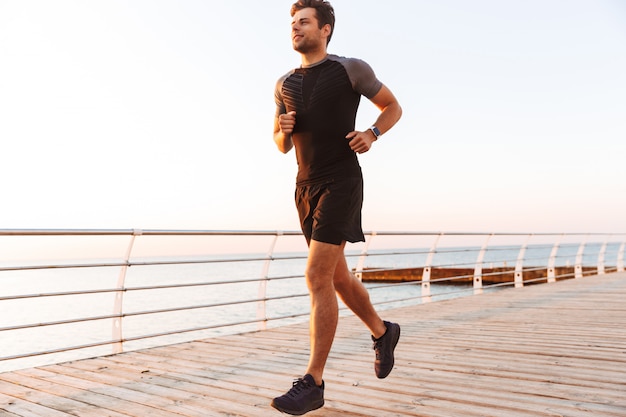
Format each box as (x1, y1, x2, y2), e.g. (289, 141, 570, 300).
(331, 54, 383, 99)
(274, 72, 290, 117)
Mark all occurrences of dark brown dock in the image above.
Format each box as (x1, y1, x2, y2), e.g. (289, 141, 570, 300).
(1, 272, 625, 416)
(359, 266, 600, 284)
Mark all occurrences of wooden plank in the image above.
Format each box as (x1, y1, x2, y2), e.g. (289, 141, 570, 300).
(0, 377, 125, 417)
(0, 272, 625, 416)
(0, 370, 185, 417)
(0, 392, 74, 417)
(19, 364, 255, 417)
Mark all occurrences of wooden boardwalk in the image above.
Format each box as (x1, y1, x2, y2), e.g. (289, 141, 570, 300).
(1, 272, 625, 417)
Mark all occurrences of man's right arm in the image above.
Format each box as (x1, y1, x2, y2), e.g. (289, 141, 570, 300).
(273, 111, 296, 154)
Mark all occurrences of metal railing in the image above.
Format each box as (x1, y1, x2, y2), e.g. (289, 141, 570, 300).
(1, 229, 624, 373)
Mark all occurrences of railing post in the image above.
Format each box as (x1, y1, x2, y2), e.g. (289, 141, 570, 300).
(597, 239, 608, 275)
(514, 234, 531, 288)
(473, 234, 492, 295)
(547, 235, 562, 283)
(575, 239, 586, 279)
(617, 242, 625, 272)
(355, 232, 376, 281)
(422, 233, 443, 303)
(112, 229, 140, 354)
(257, 232, 281, 330)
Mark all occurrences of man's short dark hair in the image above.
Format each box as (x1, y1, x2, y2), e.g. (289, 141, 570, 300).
(291, 0, 335, 44)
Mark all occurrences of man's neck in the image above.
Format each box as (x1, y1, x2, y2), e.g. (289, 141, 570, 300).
(300, 49, 328, 67)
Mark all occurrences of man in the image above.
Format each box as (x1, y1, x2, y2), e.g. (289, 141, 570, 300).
(271, 0, 402, 415)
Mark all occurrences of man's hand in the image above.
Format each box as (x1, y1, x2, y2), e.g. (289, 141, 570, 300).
(274, 111, 296, 153)
(278, 111, 297, 135)
(346, 130, 376, 154)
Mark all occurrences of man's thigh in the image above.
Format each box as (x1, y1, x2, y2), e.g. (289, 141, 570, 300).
(305, 240, 346, 280)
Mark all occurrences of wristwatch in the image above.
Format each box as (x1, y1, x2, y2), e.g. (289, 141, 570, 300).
(369, 126, 381, 140)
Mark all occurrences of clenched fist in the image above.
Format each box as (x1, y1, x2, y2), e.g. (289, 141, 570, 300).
(279, 111, 297, 135)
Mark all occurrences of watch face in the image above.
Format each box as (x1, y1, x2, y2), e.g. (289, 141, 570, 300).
(371, 126, 381, 137)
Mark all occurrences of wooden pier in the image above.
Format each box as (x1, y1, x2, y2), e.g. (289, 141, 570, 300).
(1, 272, 625, 416)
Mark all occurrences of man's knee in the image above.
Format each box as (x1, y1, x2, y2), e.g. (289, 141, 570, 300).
(305, 263, 334, 290)
(332, 266, 352, 290)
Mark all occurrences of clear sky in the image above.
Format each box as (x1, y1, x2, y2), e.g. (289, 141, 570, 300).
(1, 0, 625, 234)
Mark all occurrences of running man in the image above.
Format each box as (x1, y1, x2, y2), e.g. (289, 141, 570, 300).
(271, 1, 403, 414)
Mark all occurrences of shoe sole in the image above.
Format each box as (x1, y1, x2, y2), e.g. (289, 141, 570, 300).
(271, 399, 324, 415)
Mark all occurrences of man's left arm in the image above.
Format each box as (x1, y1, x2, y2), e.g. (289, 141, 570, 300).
(346, 84, 402, 154)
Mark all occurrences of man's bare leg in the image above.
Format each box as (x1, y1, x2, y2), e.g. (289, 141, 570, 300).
(333, 254, 401, 379)
(303, 240, 344, 386)
(333, 255, 387, 339)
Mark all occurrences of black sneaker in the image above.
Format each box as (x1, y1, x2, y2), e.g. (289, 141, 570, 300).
(271, 374, 324, 415)
(372, 321, 400, 379)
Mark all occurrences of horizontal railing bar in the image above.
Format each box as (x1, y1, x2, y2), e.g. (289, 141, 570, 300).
(0, 313, 121, 332)
(0, 291, 311, 333)
(2, 229, 623, 238)
(345, 250, 432, 259)
(0, 262, 127, 272)
(0, 246, 615, 274)
(122, 276, 297, 293)
(0, 274, 308, 302)
(1, 288, 123, 301)
(0, 229, 304, 237)
(363, 232, 623, 237)
(0, 255, 299, 273)
(121, 296, 305, 319)
(0, 340, 122, 361)
(129, 253, 310, 266)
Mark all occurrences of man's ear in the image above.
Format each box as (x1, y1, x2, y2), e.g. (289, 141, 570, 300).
(322, 23, 331, 39)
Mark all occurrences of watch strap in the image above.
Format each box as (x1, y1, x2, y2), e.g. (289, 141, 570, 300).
(369, 126, 381, 139)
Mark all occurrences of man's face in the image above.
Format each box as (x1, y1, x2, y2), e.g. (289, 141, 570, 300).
(291, 8, 327, 54)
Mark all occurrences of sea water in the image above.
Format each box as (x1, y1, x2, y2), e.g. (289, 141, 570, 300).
(0, 242, 614, 373)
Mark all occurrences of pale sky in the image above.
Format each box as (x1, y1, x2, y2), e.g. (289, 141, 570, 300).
(1, 0, 625, 234)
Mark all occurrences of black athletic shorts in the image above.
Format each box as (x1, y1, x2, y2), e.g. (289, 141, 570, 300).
(295, 176, 365, 246)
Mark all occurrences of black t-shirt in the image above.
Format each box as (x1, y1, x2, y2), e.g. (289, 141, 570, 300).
(275, 54, 382, 185)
